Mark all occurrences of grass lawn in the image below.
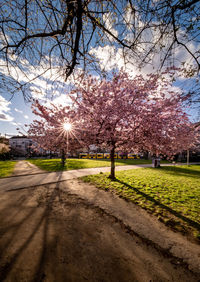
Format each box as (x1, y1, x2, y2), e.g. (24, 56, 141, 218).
(28, 158, 155, 171)
(82, 165, 200, 239)
(0, 161, 16, 178)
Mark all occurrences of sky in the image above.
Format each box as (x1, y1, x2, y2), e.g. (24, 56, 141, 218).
(0, 1, 200, 137)
(0, 93, 33, 137)
(0, 84, 73, 137)
(0, 66, 199, 138)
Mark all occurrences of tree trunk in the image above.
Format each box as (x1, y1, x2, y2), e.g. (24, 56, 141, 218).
(187, 149, 190, 166)
(109, 146, 115, 180)
(152, 155, 160, 168)
(61, 149, 66, 167)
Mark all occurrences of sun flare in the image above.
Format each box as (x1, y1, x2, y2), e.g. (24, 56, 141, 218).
(63, 122, 72, 131)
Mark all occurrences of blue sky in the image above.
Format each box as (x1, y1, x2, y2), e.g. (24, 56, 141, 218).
(0, 1, 199, 136)
(0, 92, 34, 137)
(0, 81, 73, 137)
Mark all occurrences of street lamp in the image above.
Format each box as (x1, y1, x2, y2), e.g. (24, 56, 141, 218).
(63, 122, 72, 169)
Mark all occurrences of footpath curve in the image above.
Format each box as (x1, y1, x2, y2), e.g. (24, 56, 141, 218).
(0, 163, 155, 191)
(1, 162, 200, 192)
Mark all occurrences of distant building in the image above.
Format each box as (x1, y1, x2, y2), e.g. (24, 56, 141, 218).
(9, 135, 56, 157)
(9, 136, 33, 156)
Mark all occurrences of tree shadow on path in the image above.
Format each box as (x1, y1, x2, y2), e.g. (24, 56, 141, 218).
(0, 173, 63, 282)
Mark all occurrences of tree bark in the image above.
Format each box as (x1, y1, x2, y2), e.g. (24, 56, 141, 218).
(187, 150, 190, 166)
(61, 149, 66, 167)
(109, 146, 116, 180)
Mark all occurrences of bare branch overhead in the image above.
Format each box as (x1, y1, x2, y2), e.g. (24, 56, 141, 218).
(0, 0, 199, 99)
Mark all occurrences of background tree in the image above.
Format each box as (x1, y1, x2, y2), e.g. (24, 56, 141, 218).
(28, 100, 82, 167)
(72, 72, 195, 179)
(0, 0, 199, 100)
(0, 143, 10, 160)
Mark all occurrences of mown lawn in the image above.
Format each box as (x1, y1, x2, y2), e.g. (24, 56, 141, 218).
(82, 165, 200, 238)
(0, 161, 16, 178)
(28, 158, 154, 171)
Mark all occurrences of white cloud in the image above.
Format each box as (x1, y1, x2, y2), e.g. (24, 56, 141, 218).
(11, 122, 18, 126)
(14, 108, 23, 114)
(11, 121, 22, 126)
(0, 95, 13, 121)
(0, 95, 10, 113)
(97, 6, 199, 79)
(0, 14, 198, 106)
(0, 32, 10, 50)
(89, 44, 184, 100)
(103, 13, 118, 41)
(89, 45, 138, 77)
(0, 55, 68, 101)
(44, 94, 73, 108)
(90, 23, 199, 81)
(0, 113, 13, 121)
(24, 115, 29, 119)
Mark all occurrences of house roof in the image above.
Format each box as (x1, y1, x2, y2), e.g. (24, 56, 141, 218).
(10, 135, 28, 139)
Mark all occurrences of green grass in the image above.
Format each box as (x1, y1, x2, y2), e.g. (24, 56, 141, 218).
(82, 165, 200, 239)
(0, 161, 16, 178)
(28, 158, 155, 171)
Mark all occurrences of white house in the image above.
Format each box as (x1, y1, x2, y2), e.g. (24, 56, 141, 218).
(9, 136, 33, 155)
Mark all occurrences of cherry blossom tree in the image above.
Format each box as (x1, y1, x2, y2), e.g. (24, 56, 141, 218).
(28, 71, 196, 177)
(28, 100, 82, 167)
(71, 72, 195, 179)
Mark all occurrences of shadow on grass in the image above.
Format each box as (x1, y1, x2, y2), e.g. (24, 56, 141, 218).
(157, 166, 200, 179)
(115, 179, 200, 232)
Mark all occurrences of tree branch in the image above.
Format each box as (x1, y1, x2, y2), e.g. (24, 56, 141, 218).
(175, 0, 200, 10)
(65, 0, 83, 78)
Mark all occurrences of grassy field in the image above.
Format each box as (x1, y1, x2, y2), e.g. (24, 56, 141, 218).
(28, 158, 155, 171)
(0, 161, 16, 178)
(82, 165, 200, 239)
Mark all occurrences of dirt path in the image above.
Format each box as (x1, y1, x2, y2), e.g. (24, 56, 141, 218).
(0, 180, 199, 282)
(12, 160, 44, 176)
(3, 161, 200, 192)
